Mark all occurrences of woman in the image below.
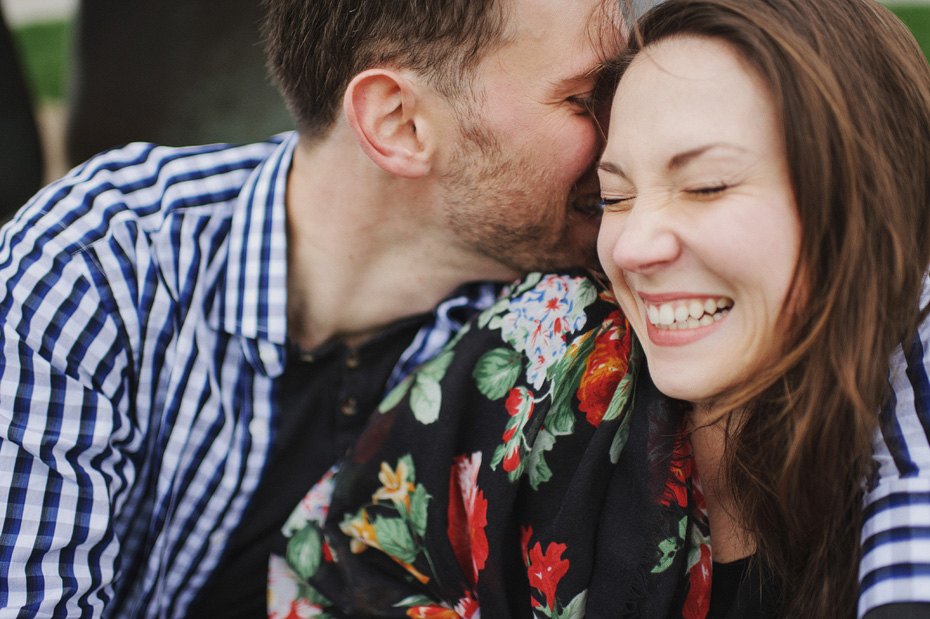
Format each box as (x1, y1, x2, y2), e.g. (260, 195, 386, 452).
(269, 0, 930, 617)
(598, 0, 930, 614)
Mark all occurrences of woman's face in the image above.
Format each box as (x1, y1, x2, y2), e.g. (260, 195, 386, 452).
(597, 35, 801, 408)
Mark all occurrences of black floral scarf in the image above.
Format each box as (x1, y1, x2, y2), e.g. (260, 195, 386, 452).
(268, 271, 712, 619)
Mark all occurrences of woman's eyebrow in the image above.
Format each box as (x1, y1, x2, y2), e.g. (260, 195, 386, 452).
(669, 143, 751, 171)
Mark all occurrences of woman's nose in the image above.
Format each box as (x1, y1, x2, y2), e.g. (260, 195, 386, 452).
(606, 200, 682, 275)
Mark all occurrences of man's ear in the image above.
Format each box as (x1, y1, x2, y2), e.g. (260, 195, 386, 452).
(344, 69, 437, 179)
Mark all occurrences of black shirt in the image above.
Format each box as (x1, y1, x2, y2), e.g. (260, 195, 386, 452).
(186, 317, 427, 618)
(708, 557, 780, 619)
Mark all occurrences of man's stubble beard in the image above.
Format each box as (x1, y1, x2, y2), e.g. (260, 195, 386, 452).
(440, 117, 599, 277)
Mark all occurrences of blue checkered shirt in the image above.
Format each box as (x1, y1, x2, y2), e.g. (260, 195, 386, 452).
(0, 133, 498, 618)
(860, 279, 930, 616)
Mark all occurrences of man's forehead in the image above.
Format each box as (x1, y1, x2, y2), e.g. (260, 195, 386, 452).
(498, 0, 624, 67)
(504, 0, 621, 37)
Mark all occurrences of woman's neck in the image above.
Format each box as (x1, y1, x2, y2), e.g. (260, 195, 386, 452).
(689, 411, 755, 563)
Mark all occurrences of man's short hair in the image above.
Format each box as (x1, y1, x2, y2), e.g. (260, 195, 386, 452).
(262, 0, 510, 138)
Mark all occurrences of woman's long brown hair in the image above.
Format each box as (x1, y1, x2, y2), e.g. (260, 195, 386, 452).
(622, 0, 930, 616)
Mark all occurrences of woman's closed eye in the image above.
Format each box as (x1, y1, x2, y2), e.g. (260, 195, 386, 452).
(684, 184, 730, 200)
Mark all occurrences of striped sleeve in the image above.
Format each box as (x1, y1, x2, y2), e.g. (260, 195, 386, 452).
(0, 139, 277, 618)
(860, 276, 930, 617)
(0, 173, 141, 616)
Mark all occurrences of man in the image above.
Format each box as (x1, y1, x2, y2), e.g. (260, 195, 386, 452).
(0, 0, 622, 616)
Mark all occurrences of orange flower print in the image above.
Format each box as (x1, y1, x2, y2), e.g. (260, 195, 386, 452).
(339, 509, 381, 554)
(373, 460, 417, 510)
(527, 540, 570, 611)
(577, 313, 632, 427)
(406, 592, 479, 619)
(406, 606, 460, 619)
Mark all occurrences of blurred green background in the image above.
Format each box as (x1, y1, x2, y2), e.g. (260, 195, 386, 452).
(8, 4, 930, 105)
(891, 5, 930, 61)
(12, 19, 69, 101)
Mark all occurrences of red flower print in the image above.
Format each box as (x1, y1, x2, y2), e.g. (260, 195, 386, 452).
(660, 435, 692, 508)
(322, 541, 334, 563)
(448, 453, 489, 587)
(527, 541, 570, 610)
(502, 448, 521, 473)
(454, 592, 480, 618)
(505, 388, 534, 420)
(683, 544, 712, 619)
(577, 314, 632, 427)
(520, 525, 534, 564)
(500, 388, 534, 473)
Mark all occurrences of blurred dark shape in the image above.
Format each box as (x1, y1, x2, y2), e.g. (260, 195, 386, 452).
(66, 0, 293, 167)
(0, 7, 44, 222)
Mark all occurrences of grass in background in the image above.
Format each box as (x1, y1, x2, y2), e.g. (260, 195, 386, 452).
(10, 20, 70, 102)
(888, 5, 930, 62)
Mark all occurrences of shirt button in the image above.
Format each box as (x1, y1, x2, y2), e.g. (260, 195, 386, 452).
(340, 397, 358, 417)
(345, 349, 360, 369)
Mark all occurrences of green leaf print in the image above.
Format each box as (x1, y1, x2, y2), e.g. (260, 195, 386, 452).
(398, 453, 416, 473)
(652, 537, 680, 574)
(602, 340, 640, 424)
(410, 377, 442, 424)
(379, 349, 455, 417)
(609, 411, 632, 465)
(408, 483, 430, 537)
(651, 516, 688, 574)
(478, 297, 512, 329)
(286, 524, 323, 580)
(513, 272, 544, 295)
(546, 329, 597, 435)
(491, 442, 509, 472)
(524, 428, 555, 490)
(395, 594, 440, 608)
(378, 376, 412, 413)
(559, 590, 588, 619)
(373, 515, 419, 564)
(473, 348, 523, 400)
(417, 350, 454, 383)
(567, 278, 597, 323)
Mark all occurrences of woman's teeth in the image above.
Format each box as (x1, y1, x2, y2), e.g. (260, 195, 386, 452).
(646, 298, 732, 330)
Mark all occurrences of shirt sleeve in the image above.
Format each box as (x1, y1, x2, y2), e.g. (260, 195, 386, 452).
(0, 199, 136, 617)
(859, 277, 930, 617)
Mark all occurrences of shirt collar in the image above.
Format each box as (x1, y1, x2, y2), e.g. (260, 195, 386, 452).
(218, 132, 296, 345)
